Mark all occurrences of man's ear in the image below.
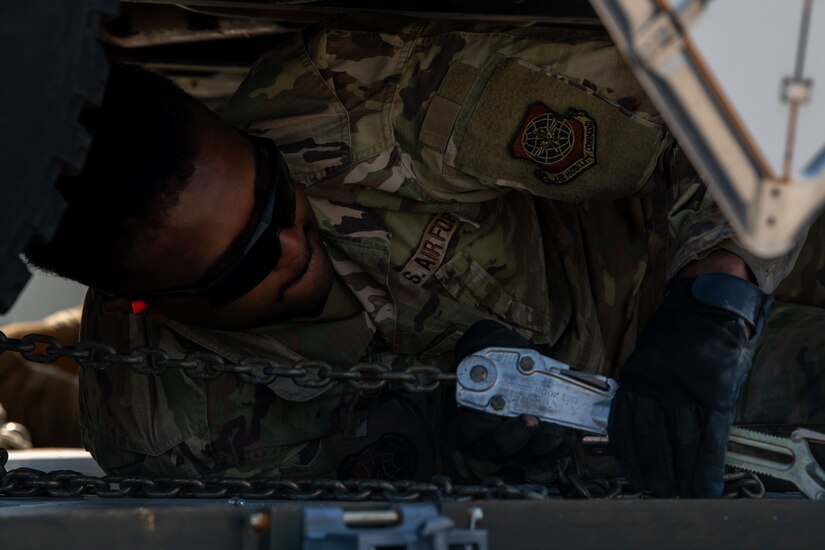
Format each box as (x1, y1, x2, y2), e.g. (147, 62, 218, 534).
(102, 297, 170, 325)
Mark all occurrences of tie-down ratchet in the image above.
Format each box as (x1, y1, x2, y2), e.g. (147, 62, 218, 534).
(455, 346, 825, 499)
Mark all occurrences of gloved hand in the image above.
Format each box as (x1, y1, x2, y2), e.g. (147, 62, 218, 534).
(609, 272, 773, 497)
(446, 320, 577, 469)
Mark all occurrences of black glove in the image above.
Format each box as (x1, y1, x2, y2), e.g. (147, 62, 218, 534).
(446, 320, 577, 469)
(609, 273, 773, 497)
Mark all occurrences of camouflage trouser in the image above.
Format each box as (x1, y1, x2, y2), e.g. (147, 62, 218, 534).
(738, 301, 825, 434)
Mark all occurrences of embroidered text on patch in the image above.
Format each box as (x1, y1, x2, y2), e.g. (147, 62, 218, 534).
(400, 212, 459, 286)
(511, 103, 596, 184)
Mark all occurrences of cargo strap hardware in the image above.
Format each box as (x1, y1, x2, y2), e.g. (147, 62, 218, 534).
(455, 346, 825, 500)
(727, 427, 825, 501)
(0, 338, 764, 502)
(300, 505, 487, 550)
(456, 347, 618, 435)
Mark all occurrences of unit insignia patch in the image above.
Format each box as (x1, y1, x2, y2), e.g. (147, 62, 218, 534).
(511, 103, 596, 185)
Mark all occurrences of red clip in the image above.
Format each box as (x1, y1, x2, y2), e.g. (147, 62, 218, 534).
(130, 300, 148, 314)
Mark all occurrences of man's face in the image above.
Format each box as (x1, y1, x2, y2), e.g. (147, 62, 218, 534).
(119, 106, 335, 329)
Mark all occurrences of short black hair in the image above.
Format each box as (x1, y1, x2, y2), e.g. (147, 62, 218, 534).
(25, 63, 199, 292)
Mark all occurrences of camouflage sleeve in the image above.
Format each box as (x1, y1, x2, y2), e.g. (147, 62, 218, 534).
(666, 144, 808, 293)
(220, 21, 676, 205)
(78, 289, 360, 478)
(403, 28, 671, 205)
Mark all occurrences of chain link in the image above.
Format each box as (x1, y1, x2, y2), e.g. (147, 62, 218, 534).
(0, 467, 564, 502)
(0, 465, 764, 502)
(0, 330, 457, 391)
(0, 332, 767, 501)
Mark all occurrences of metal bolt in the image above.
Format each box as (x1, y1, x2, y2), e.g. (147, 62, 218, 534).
(470, 365, 488, 382)
(248, 511, 270, 534)
(468, 507, 484, 530)
(519, 357, 535, 371)
(491, 395, 506, 411)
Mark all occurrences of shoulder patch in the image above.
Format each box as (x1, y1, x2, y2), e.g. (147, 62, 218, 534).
(511, 102, 597, 185)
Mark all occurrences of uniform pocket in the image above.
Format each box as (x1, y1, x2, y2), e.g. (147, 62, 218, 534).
(219, 33, 352, 186)
(441, 54, 666, 201)
(79, 367, 208, 458)
(78, 318, 209, 458)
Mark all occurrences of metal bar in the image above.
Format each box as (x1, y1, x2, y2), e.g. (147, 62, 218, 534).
(803, 143, 825, 177)
(652, 0, 776, 181)
(442, 499, 825, 550)
(122, 0, 603, 25)
(1, 498, 823, 549)
(782, 0, 815, 180)
(794, 0, 814, 80)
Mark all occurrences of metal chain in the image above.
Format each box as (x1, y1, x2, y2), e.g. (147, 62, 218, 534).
(555, 455, 765, 500)
(721, 471, 767, 499)
(557, 472, 765, 500)
(0, 331, 552, 502)
(0, 469, 764, 502)
(0, 332, 766, 501)
(0, 468, 561, 501)
(0, 331, 456, 391)
(0, 454, 763, 501)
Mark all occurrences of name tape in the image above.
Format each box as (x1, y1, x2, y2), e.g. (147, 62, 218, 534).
(400, 213, 459, 286)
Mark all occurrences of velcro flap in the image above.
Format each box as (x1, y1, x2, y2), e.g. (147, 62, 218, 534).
(449, 55, 665, 201)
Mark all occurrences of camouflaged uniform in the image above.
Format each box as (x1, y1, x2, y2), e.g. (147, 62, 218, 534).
(77, 16, 821, 479)
(742, 213, 825, 435)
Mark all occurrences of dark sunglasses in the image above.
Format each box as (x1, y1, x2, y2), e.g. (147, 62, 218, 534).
(130, 132, 296, 311)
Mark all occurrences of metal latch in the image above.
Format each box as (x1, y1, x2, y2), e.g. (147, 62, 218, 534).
(455, 346, 825, 499)
(302, 504, 487, 549)
(727, 427, 825, 501)
(456, 347, 617, 435)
